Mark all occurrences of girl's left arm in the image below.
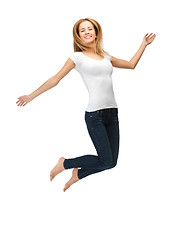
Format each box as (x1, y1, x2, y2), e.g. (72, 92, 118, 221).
(129, 33, 156, 69)
(111, 33, 156, 69)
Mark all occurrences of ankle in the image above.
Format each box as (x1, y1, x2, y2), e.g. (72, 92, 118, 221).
(62, 158, 65, 170)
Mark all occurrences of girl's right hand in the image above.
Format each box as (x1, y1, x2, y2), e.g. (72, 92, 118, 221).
(16, 94, 33, 107)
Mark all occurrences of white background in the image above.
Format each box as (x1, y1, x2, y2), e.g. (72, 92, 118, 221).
(1, 0, 180, 239)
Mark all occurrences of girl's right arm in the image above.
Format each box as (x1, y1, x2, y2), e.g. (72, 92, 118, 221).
(16, 58, 75, 107)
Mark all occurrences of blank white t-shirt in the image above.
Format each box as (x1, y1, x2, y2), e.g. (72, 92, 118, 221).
(69, 51, 118, 112)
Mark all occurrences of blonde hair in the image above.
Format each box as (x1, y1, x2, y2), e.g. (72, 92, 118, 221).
(72, 18, 111, 57)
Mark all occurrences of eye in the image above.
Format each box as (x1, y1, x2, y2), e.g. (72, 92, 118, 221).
(81, 28, 93, 32)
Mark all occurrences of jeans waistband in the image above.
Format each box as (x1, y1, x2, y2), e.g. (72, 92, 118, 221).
(87, 108, 118, 114)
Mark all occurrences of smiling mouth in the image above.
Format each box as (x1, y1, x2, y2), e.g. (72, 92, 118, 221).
(84, 35, 92, 39)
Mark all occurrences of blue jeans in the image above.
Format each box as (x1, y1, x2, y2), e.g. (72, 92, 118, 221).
(63, 108, 120, 180)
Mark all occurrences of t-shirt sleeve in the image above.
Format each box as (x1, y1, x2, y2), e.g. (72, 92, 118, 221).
(69, 52, 78, 70)
(105, 54, 112, 61)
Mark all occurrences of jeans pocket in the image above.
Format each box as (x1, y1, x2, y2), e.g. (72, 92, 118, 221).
(85, 111, 98, 120)
(90, 113, 98, 118)
(89, 110, 102, 118)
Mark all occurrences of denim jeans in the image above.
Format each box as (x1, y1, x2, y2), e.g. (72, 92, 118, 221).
(63, 108, 120, 180)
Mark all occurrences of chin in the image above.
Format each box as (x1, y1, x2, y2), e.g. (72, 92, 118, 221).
(84, 39, 95, 43)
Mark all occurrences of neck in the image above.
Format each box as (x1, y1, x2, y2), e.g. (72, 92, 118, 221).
(83, 42, 97, 54)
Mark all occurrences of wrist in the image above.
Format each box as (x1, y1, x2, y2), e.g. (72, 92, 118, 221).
(142, 41, 148, 47)
(29, 93, 35, 101)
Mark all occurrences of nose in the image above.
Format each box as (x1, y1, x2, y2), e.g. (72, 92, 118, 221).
(84, 29, 90, 34)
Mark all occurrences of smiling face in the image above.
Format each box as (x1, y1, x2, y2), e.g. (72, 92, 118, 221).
(79, 20, 97, 45)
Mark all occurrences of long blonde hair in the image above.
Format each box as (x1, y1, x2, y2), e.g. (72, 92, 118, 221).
(72, 18, 111, 57)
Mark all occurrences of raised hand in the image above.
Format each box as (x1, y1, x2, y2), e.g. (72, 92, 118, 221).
(16, 95, 33, 107)
(143, 33, 156, 46)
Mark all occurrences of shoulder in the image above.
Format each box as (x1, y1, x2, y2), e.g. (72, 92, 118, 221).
(69, 52, 83, 71)
(69, 52, 82, 64)
(69, 51, 81, 58)
(103, 54, 112, 62)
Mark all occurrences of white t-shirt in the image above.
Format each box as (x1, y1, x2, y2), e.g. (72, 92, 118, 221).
(69, 51, 118, 112)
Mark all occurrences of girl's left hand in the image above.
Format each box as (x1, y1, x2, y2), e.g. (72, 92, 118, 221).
(143, 33, 156, 46)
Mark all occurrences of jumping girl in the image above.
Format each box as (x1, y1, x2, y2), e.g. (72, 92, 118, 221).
(16, 18, 156, 192)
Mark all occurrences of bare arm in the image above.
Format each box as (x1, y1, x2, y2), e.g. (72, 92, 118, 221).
(29, 58, 75, 100)
(129, 33, 156, 69)
(111, 33, 156, 70)
(16, 58, 75, 106)
(129, 41, 147, 69)
(111, 56, 134, 69)
(110, 43, 146, 70)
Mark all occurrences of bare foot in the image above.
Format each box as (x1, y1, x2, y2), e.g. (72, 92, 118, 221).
(63, 168, 80, 192)
(50, 157, 65, 181)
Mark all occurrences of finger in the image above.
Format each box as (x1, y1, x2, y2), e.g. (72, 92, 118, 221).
(147, 34, 152, 39)
(150, 34, 156, 40)
(18, 102, 24, 106)
(16, 100, 20, 104)
(20, 102, 25, 106)
(148, 33, 153, 37)
(23, 102, 27, 106)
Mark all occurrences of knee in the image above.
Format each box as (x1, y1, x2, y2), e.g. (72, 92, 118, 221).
(99, 155, 117, 170)
(109, 158, 118, 169)
(100, 161, 117, 171)
(100, 157, 113, 170)
(111, 161, 117, 168)
(104, 160, 117, 170)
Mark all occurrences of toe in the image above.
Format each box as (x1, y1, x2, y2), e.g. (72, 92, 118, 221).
(63, 184, 70, 192)
(50, 172, 54, 181)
